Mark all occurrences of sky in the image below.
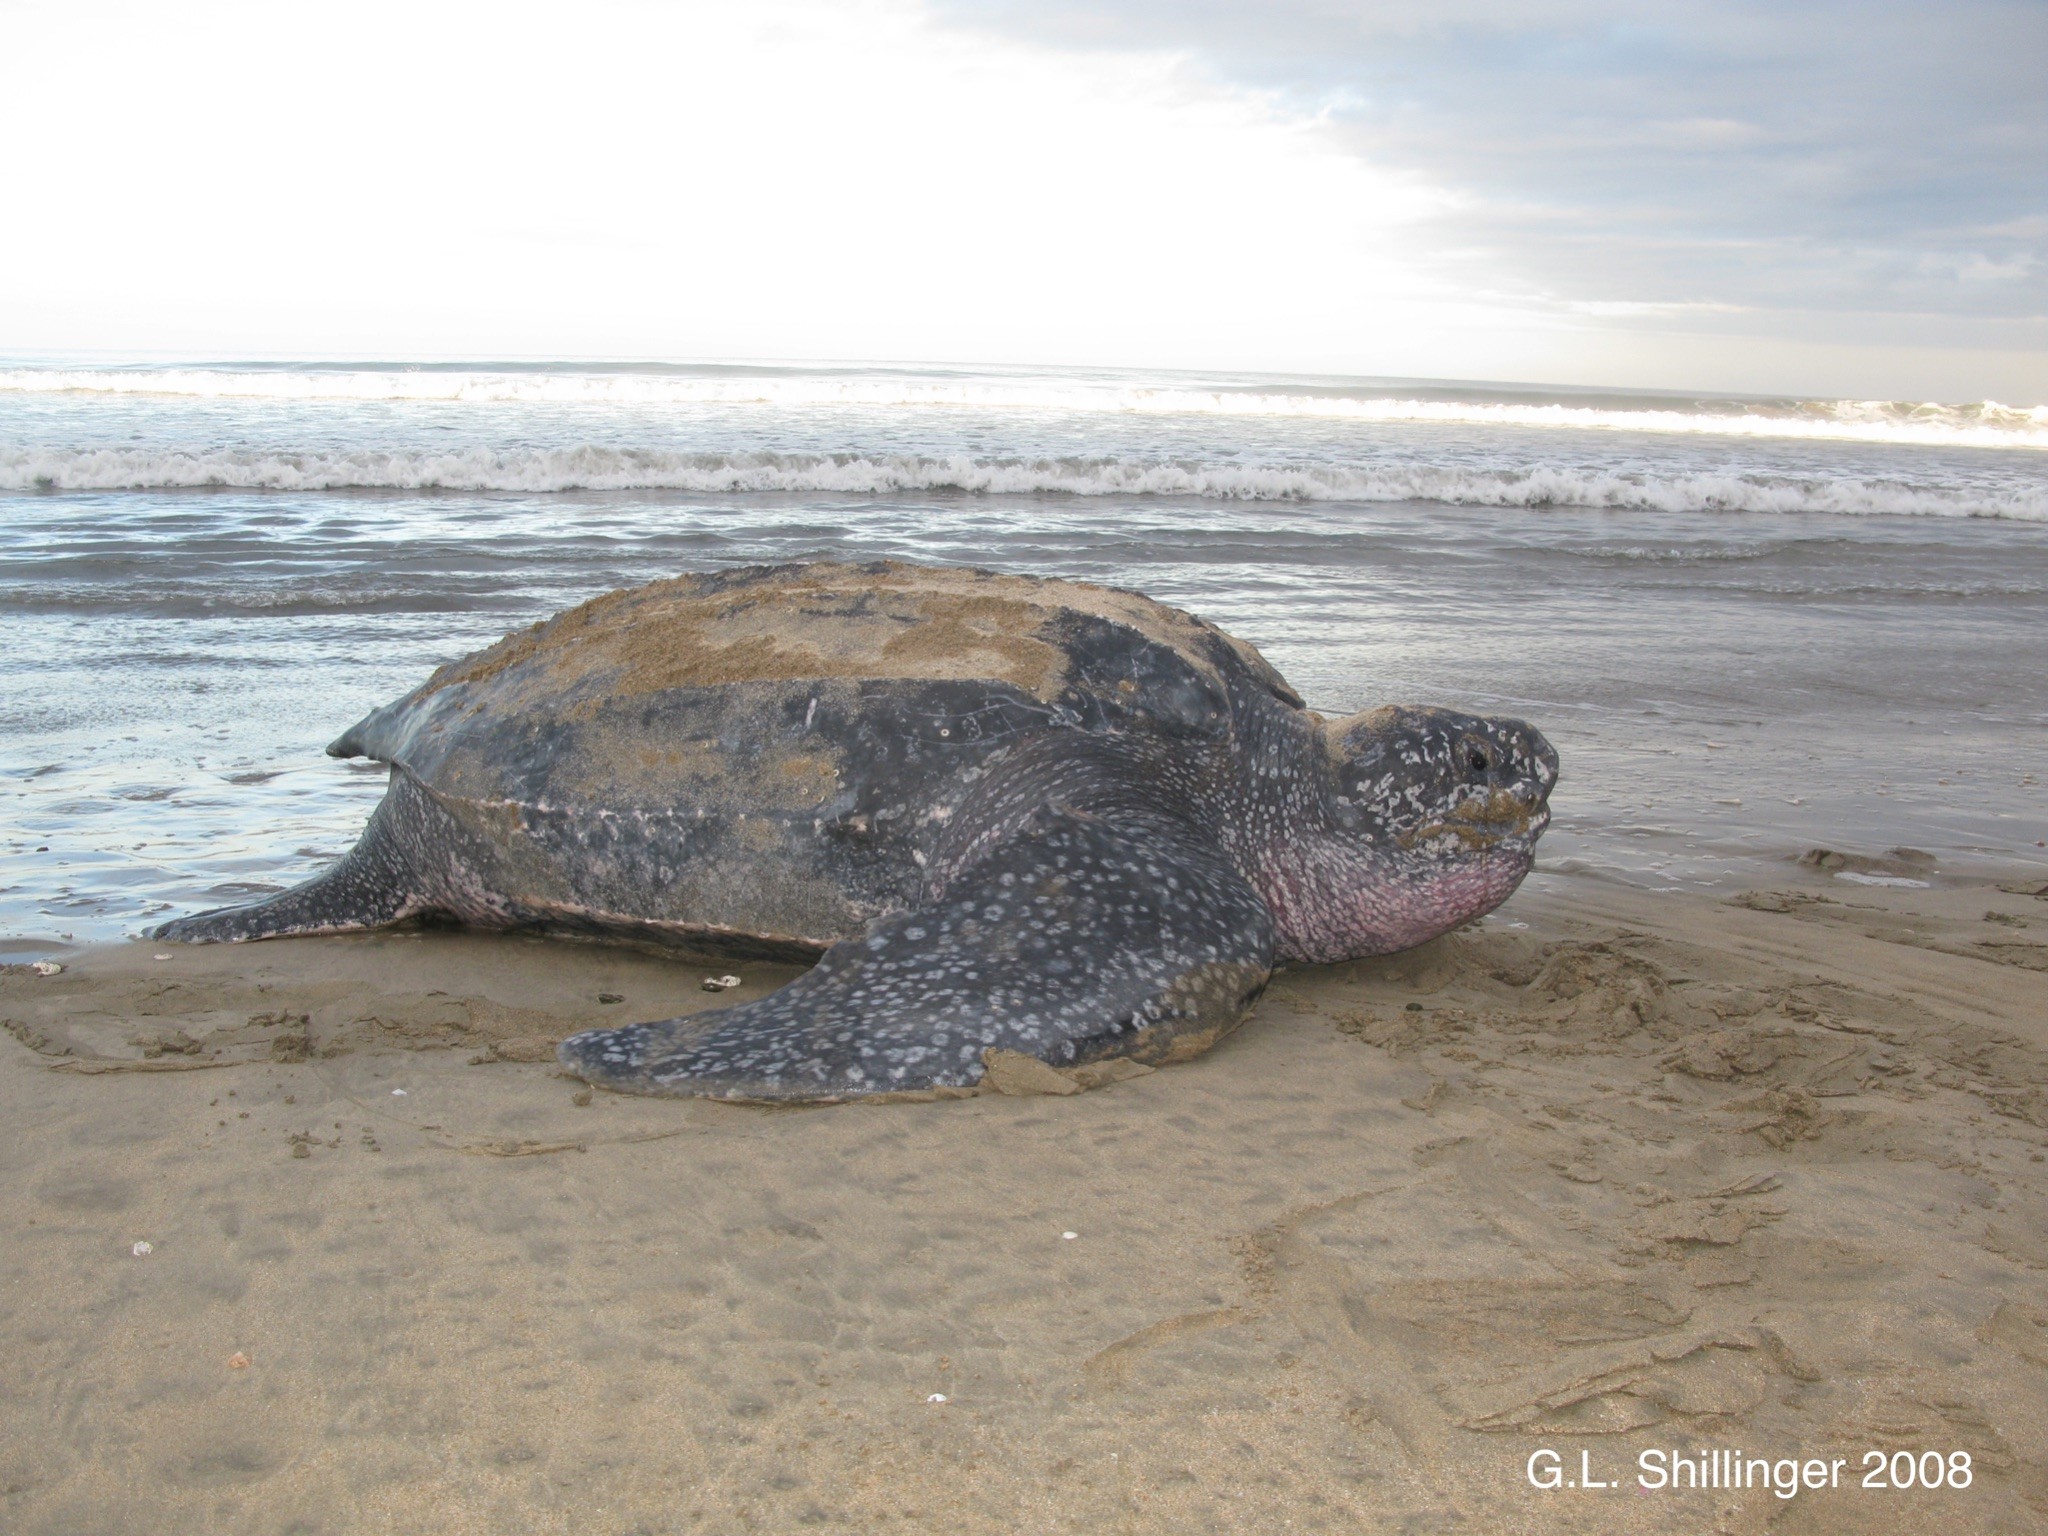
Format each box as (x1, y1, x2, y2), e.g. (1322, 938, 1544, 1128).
(1, 0, 2042, 401)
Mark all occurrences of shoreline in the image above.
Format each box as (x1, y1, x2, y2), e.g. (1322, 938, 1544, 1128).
(4, 865, 2047, 1531)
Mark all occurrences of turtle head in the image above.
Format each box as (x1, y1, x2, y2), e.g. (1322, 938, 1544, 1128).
(1260, 704, 1558, 963)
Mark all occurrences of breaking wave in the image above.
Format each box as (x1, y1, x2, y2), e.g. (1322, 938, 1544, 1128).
(5, 445, 2043, 519)
(3, 366, 2045, 451)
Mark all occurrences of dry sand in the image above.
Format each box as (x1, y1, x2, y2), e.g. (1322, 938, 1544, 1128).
(4, 863, 2048, 1534)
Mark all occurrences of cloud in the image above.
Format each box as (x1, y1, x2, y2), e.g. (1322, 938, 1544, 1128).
(0, 0, 2037, 394)
(0, 0, 1477, 367)
(935, 0, 2048, 328)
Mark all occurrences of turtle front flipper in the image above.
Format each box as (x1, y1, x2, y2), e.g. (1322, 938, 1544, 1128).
(557, 812, 1276, 1102)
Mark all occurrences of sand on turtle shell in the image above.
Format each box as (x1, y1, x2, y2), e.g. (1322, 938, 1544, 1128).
(413, 561, 1294, 711)
(4, 867, 2048, 1532)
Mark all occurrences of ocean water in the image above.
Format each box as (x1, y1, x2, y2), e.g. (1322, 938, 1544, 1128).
(5, 360, 2046, 955)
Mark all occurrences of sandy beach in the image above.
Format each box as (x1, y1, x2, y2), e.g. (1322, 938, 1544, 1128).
(4, 860, 2046, 1534)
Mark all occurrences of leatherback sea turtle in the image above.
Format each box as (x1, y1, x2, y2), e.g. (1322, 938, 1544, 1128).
(157, 561, 1557, 1101)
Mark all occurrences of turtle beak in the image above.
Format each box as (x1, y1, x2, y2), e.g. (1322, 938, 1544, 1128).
(1492, 721, 1558, 840)
(1531, 730, 1560, 797)
(1503, 728, 1557, 845)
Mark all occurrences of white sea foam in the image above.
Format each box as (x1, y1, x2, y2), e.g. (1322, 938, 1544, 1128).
(3, 367, 2046, 451)
(6, 445, 2043, 519)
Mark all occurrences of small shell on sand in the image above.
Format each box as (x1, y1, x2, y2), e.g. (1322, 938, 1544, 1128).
(701, 975, 742, 992)
(31, 961, 63, 977)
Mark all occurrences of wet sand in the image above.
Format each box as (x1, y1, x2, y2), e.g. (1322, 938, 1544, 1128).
(4, 864, 2048, 1534)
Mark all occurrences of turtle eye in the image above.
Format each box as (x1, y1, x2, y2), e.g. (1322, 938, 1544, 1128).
(1466, 748, 1490, 775)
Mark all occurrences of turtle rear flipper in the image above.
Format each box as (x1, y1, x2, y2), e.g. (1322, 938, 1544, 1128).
(556, 812, 1276, 1102)
(152, 774, 445, 943)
